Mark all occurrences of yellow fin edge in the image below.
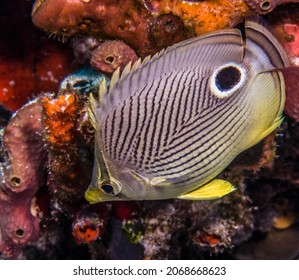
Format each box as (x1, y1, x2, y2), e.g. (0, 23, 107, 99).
(178, 179, 236, 200)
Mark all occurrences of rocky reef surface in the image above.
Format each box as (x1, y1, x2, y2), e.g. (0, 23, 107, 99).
(0, 0, 299, 259)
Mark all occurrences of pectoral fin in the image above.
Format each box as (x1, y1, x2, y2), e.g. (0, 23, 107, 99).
(178, 179, 236, 200)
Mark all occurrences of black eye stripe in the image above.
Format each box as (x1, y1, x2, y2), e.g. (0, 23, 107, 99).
(215, 66, 241, 92)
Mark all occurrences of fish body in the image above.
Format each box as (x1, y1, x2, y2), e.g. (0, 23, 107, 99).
(86, 19, 289, 203)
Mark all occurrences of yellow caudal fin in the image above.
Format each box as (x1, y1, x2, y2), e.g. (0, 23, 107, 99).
(178, 179, 236, 200)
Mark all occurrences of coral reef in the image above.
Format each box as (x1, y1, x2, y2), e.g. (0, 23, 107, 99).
(2, 99, 46, 194)
(149, 14, 188, 49)
(145, 0, 249, 35)
(245, 0, 299, 14)
(0, 99, 45, 258)
(266, 4, 299, 64)
(90, 41, 138, 76)
(281, 67, 299, 122)
(283, 23, 299, 57)
(31, 0, 250, 57)
(42, 92, 93, 202)
(59, 67, 109, 95)
(31, 0, 156, 57)
(71, 37, 100, 65)
(0, 0, 74, 111)
(0, 0, 299, 260)
(0, 42, 72, 111)
(140, 188, 254, 259)
(72, 204, 111, 244)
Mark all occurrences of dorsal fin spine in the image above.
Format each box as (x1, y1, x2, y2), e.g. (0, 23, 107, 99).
(109, 67, 120, 90)
(120, 61, 132, 81)
(141, 55, 151, 67)
(131, 58, 142, 71)
(88, 93, 99, 128)
(98, 77, 108, 102)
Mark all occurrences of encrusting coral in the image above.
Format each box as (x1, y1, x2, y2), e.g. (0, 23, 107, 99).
(41, 92, 93, 202)
(144, 0, 249, 35)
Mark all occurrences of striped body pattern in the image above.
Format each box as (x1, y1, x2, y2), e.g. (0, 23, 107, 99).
(86, 19, 289, 202)
(101, 68, 250, 188)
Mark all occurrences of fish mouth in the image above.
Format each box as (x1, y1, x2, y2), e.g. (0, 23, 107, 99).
(85, 186, 102, 204)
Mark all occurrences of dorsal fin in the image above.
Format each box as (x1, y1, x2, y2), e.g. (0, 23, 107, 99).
(109, 67, 121, 91)
(245, 17, 290, 68)
(141, 55, 152, 65)
(88, 93, 99, 128)
(131, 58, 142, 71)
(88, 77, 108, 128)
(98, 77, 108, 101)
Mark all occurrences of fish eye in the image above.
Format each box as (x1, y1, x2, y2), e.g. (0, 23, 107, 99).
(210, 63, 246, 98)
(101, 184, 114, 193)
(99, 180, 122, 196)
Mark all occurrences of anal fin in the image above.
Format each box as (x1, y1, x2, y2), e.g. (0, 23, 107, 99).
(178, 179, 236, 200)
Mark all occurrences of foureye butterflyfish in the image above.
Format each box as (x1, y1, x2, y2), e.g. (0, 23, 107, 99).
(85, 18, 289, 203)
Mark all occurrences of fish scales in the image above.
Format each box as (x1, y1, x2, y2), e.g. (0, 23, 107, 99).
(86, 18, 289, 202)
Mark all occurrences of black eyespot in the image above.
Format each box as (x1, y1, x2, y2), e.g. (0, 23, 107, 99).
(215, 66, 241, 92)
(101, 184, 114, 194)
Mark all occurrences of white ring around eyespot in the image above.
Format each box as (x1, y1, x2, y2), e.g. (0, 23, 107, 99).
(209, 62, 246, 99)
